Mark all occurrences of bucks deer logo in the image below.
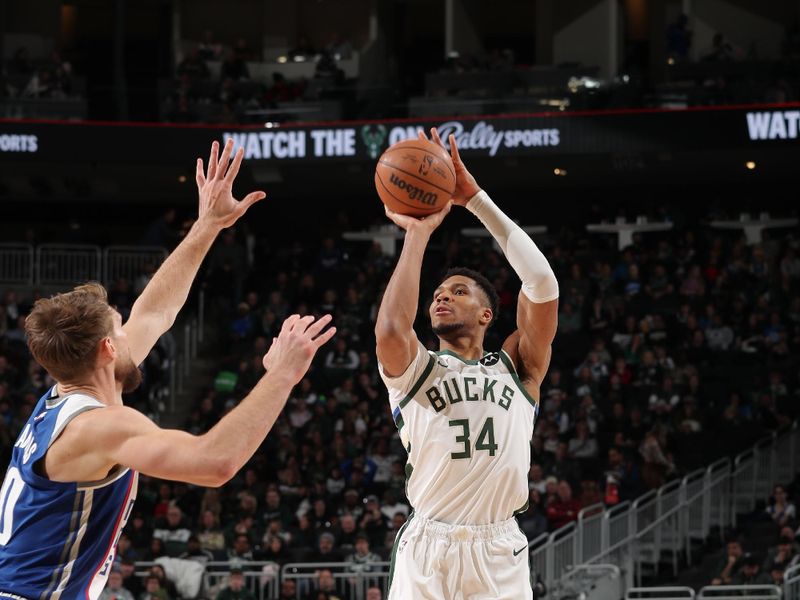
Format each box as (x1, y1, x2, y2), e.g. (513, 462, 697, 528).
(361, 124, 388, 159)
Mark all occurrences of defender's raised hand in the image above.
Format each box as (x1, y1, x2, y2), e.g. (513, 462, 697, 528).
(196, 139, 266, 230)
(418, 128, 481, 205)
(263, 314, 336, 385)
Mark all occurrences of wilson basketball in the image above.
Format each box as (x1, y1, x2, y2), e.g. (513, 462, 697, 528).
(374, 139, 456, 217)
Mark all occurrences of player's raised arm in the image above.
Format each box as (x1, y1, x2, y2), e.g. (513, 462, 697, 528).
(375, 199, 452, 377)
(60, 314, 335, 487)
(124, 139, 265, 365)
(432, 129, 559, 388)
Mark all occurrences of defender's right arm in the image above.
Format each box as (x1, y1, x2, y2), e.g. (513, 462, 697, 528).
(59, 315, 335, 487)
(375, 203, 452, 377)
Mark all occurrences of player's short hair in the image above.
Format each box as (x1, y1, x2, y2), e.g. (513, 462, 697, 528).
(25, 282, 113, 382)
(442, 267, 500, 325)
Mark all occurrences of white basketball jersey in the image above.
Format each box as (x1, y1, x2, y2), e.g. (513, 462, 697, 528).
(379, 343, 539, 525)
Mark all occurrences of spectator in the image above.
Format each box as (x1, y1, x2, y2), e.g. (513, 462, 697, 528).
(307, 568, 342, 600)
(346, 533, 382, 586)
(216, 567, 256, 600)
(178, 535, 214, 565)
(764, 535, 799, 573)
(732, 553, 771, 585)
(100, 569, 136, 600)
(711, 539, 745, 585)
(152, 504, 192, 556)
(568, 420, 598, 460)
(546, 480, 582, 531)
(767, 484, 796, 528)
(138, 575, 170, 600)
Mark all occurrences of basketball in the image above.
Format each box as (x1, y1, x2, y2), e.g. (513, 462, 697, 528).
(374, 139, 456, 217)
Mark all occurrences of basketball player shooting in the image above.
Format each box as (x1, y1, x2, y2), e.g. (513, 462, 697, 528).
(376, 128, 558, 599)
(0, 140, 335, 598)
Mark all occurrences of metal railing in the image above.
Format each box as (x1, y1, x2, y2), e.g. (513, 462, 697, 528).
(281, 561, 390, 600)
(626, 587, 696, 599)
(36, 243, 101, 285)
(785, 564, 800, 599)
(697, 585, 782, 599)
(531, 421, 799, 595)
(0, 243, 168, 287)
(0, 243, 34, 284)
(135, 559, 392, 600)
(103, 245, 167, 286)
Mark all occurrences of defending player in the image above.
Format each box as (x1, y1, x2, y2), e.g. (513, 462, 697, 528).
(376, 129, 558, 599)
(0, 140, 335, 598)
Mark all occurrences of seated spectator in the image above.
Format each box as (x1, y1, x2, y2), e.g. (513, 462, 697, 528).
(529, 463, 547, 495)
(152, 504, 192, 556)
(346, 533, 382, 586)
(567, 420, 598, 460)
(639, 431, 675, 489)
(766, 484, 796, 528)
(545, 480, 582, 531)
(307, 568, 342, 600)
(178, 535, 214, 565)
(711, 539, 744, 585)
(100, 569, 135, 600)
(547, 442, 581, 488)
(604, 447, 640, 504)
(308, 532, 343, 563)
(732, 553, 771, 585)
(215, 567, 256, 600)
(763, 535, 799, 573)
(197, 509, 226, 554)
(518, 489, 548, 540)
(228, 533, 255, 561)
(139, 574, 170, 600)
(146, 565, 178, 599)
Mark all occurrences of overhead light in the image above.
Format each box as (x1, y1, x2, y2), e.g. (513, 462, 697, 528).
(554, 168, 567, 176)
(276, 56, 287, 63)
(178, 175, 187, 183)
(745, 161, 756, 170)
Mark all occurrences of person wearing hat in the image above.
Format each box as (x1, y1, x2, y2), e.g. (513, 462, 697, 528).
(215, 566, 256, 600)
(733, 553, 771, 585)
(308, 531, 342, 563)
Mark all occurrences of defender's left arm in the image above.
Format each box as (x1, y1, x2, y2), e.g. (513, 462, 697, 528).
(124, 139, 265, 365)
(466, 190, 558, 387)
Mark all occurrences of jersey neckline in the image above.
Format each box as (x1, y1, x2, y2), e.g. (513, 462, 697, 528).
(434, 349, 489, 365)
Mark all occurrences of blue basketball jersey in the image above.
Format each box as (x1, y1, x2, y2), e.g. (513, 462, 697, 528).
(0, 387, 138, 599)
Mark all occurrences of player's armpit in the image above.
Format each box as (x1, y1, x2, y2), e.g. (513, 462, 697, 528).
(504, 292, 558, 386)
(375, 324, 420, 379)
(78, 406, 232, 487)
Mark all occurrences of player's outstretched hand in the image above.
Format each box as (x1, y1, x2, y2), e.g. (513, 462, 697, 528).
(263, 314, 336, 385)
(385, 200, 453, 236)
(418, 128, 481, 206)
(196, 139, 266, 230)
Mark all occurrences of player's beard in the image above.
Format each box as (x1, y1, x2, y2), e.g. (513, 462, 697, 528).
(115, 357, 143, 393)
(432, 321, 467, 336)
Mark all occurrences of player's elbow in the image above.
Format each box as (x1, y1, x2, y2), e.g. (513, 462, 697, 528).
(207, 457, 238, 487)
(375, 320, 404, 346)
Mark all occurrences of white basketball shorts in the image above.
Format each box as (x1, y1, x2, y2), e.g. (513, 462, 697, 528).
(387, 514, 533, 600)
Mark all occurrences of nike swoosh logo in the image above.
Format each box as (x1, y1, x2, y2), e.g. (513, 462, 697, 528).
(513, 546, 527, 557)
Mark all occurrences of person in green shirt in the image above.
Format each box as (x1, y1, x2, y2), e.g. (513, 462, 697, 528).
(215, 568, 256, 600)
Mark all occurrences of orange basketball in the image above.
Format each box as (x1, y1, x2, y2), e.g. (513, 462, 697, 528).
(374, 139, 456, 217)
